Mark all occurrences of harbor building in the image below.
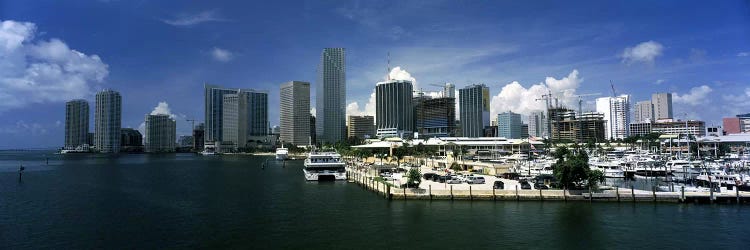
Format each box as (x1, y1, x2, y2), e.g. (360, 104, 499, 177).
(376, 79, 414, 138)
(634, 100, 654, 123)
(120, 128, 143, 152)
(497, 111, 523, 139)
(94, 89, 122, 153)
(316, 48, 346, 144)
(65, 99, 89, 149)
(414, 96, 456, 138)
(347, 115, 375, 140)
(596, 95, 630, 140)
(652, 120, 706, 137)
(459, 84, 490, 137)
(629, 122, 653, 137)
(144, 114, 176, 153)
(652, 93, 673, 120)
(280, 81, 311, 146)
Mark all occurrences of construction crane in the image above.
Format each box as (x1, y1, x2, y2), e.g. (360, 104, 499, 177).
(535, 89, 554, 140)
(610, 80, 617, 97)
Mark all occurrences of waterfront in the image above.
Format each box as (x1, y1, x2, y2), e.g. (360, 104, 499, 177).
(2, 151, 750, 249)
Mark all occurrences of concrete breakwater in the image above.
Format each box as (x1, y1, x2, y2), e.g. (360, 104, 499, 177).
(346, 168, 750, 204)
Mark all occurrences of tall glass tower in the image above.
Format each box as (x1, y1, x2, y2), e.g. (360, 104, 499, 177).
(316, 48, 346, 144)
(459, 84, 490, 137)
(95, 89, 122, 153)
(65, 99, 89, 149)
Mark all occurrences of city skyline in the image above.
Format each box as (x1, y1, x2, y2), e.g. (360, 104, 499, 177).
(1, 1, 749, 148)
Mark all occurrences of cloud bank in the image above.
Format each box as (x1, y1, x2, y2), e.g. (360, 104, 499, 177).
(0, 20, 109, 112)
(621, 41, 664, 64)
(490, 69, 583, 118)
(673, 85, 712, 106)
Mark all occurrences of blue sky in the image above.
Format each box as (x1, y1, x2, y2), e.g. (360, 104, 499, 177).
(0, 0, 749, 148)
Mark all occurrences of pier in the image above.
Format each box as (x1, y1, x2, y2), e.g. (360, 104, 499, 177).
(346, 168, 750, 204)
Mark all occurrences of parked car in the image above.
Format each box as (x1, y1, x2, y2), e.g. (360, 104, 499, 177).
(437, 175, 448, 183)
(474, 176, 486, 184)
(493, 180, 505, 189)
(423, 173, 438, 180)
(534, 183, 549, 190)
(520, 181, 532, 190)
(447, 177, 462, 184)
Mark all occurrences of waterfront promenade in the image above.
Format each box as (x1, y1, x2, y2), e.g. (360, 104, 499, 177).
(346, 166, 750, 204)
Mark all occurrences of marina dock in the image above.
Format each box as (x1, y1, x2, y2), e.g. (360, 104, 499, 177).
(347, 168, 750, 204)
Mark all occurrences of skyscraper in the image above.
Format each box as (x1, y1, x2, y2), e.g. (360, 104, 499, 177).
(94, 89, 122, 153)
(652, 93, 673, 120)
(205, 84, 268, 146)
(280, 81, 311, 146)
(634, 100, 654, 123)
(65, 99, 89, 149)
(443, 83, 455, 98)
(497, 111, 523, 139)
(376, 80, 414, 138)
(204, 84, 237, 143)
(144, 114, 176, 153)
(222, 93, 244, 148)
(316, 48, 346, 143)
(459, 84, 490, 137)
(245, 91, 268, 136)
(596, 95, 630, 140)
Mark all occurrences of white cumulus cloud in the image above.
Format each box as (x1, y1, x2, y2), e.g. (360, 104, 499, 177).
(621, 41, 664, 64)
(0, 20, 108, 112)
(211, 47, 232, 62)
(149, 101, 176, 118)
(490, 69, 583, 118)
(673, 85, 712, 106)
(737, 52, 750, 57)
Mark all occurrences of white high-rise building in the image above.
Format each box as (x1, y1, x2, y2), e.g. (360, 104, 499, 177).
(596, 95, 631, 140)
(144, 114, 176, 153)
(316, 48, 346, 144)
(634, 100, 654, 123)
(652, 93, 673, 120)
(65, 99, 89, 149)
(527, 111, 548, 138)
(94, 89, 122, 153)
(280, 81, 311, 146)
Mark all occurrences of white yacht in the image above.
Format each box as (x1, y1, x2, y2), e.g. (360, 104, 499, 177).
(275, 147, 289, 160)
(589, 160, 625, 178)
(303, 152, 347, 181)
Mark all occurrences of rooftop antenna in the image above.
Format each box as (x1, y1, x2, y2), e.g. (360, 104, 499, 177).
(387, 52, 391, 80)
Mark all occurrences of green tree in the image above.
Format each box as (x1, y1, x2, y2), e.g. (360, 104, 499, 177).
(406, 167, 421, 188)
(587, 169, 605, 190)
(552, 146, 593, 190)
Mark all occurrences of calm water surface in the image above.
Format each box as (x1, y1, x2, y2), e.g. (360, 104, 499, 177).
(1, 151, 748, 249)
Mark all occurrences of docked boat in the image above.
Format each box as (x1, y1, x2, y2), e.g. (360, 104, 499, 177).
(303, 152, 347, 181)
(275, 147, 288, 160)
(589, 160, 625, 178)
